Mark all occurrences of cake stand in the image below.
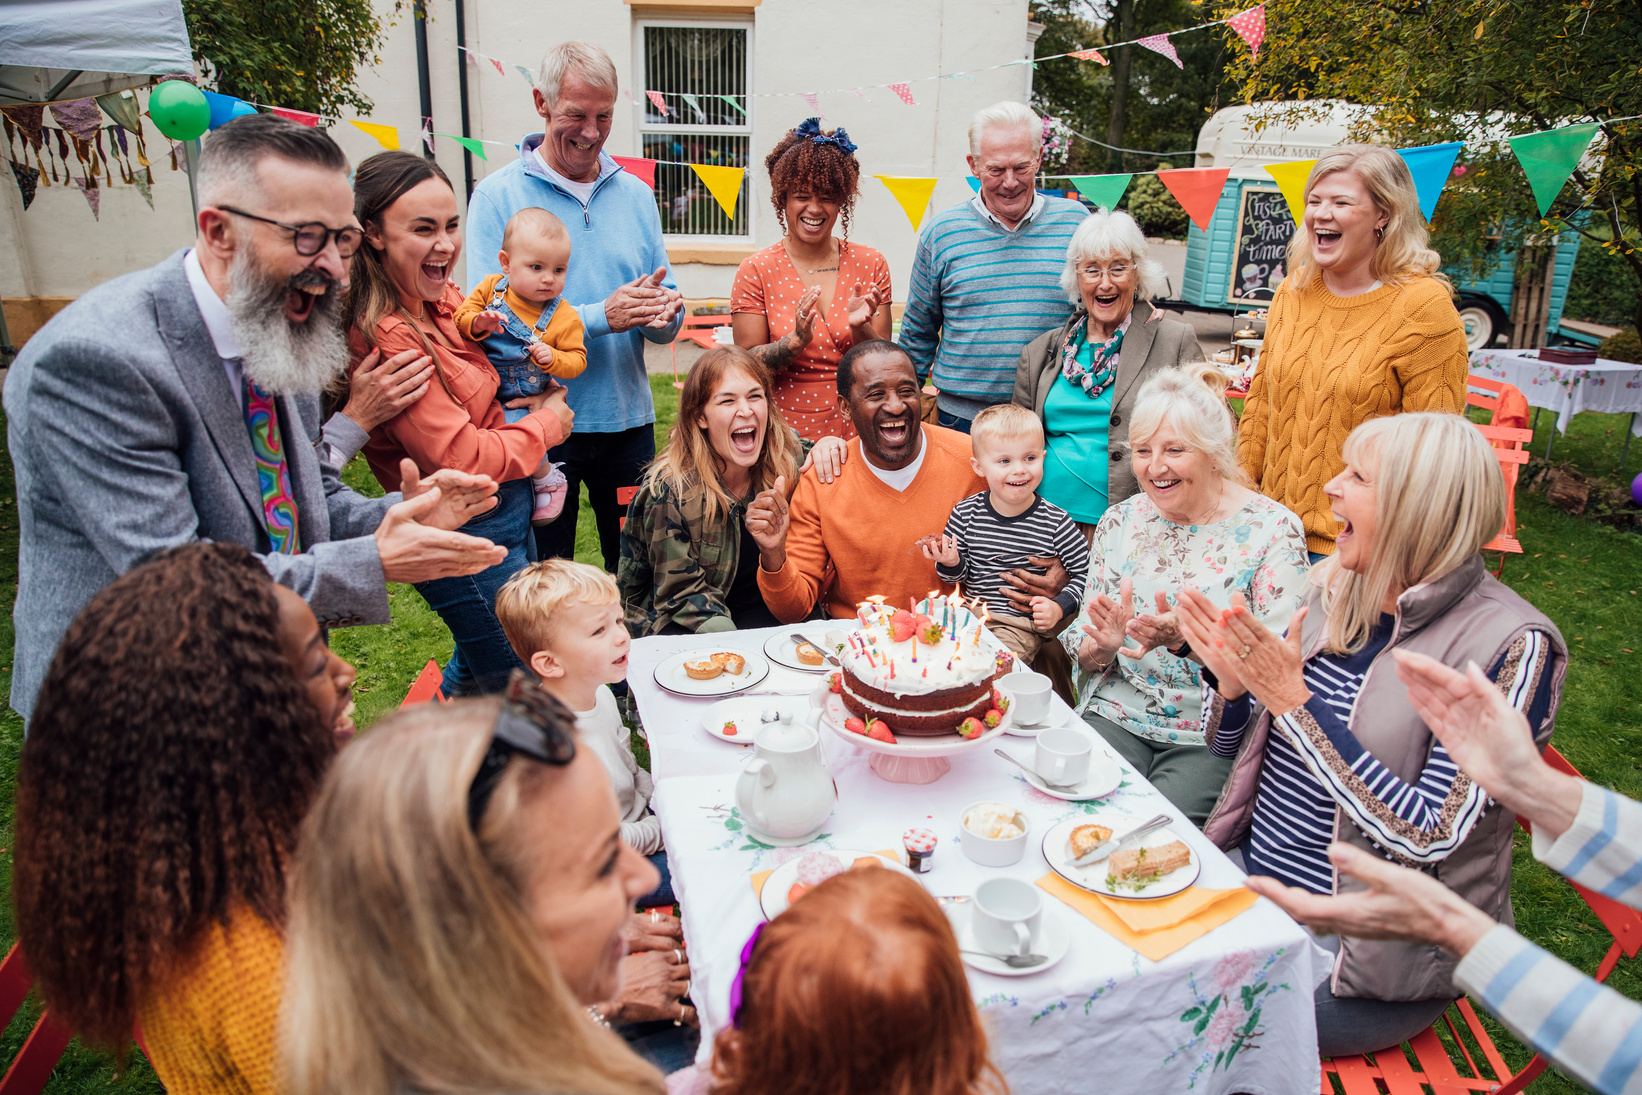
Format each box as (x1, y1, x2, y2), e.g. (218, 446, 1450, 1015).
(815, 688, 1012, 784)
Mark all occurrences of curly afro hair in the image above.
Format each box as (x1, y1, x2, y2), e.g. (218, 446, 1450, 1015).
(765, 120, 862, 239)
(12, 542, 336, 1048)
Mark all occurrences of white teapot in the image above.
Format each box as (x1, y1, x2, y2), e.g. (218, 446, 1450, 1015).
(735, 711, 835, 846)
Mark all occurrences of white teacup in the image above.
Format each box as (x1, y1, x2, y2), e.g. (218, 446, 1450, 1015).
(998, 671, 1052, 726)
(1033, 726, 1093, 787)
(973, 878, 1043, 957)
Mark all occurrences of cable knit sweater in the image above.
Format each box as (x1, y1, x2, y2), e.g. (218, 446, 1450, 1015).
(1237, 274, 1468, 554)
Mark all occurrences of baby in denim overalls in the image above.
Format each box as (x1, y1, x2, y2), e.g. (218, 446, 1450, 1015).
(455, 207, 587, 525)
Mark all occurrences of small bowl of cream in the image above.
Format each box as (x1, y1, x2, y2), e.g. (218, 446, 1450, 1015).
(960, 801, 1029, 867)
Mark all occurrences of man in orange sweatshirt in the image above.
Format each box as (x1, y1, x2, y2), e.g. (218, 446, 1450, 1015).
(748, 340, 1067, 623)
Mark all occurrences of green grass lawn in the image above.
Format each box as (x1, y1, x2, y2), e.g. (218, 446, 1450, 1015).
(0, 379, 1634, 1091)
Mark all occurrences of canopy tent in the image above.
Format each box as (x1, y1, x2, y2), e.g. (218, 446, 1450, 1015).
(0, 0, 192, 105)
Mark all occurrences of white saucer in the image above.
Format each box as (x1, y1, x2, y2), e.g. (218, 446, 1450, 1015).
(700, 696, 812, 746)
(757, 849, 916, 919)
(1004, 754, 1123, 801)
(1041, 814, 1201, 900)
(763, 628, 846, 673)
(1001, 690, 1078, 737)
(947, 900, 1070, 977)
(653, 649, 770, 697)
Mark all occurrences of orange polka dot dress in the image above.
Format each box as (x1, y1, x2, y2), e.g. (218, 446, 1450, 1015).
(731, 239, 892, 441)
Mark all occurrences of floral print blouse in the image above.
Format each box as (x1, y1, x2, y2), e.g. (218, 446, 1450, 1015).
(1059, 491, 1311, 745)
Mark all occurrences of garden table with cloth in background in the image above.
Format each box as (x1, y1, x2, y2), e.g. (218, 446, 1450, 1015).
(1470, 347, 1642, 467)
(631, 624, 1331, 1095)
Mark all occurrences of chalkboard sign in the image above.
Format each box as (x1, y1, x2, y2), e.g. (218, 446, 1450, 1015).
(1228, 186, 1295, 305)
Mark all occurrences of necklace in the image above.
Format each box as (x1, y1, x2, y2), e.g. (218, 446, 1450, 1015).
(783, 238, 838, 275)
(1173, 477, 1227, 527)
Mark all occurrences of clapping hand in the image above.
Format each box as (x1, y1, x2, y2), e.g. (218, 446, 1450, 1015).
(1125, 590, 1184, 657)
(398, 458, 499, 531)
(1217, 597, 1310, 717)
(847, 283, 882, 331)
(919, 533, 961, 567)
(792, 285, 823, 346)
(1078, 576, 1140, 670)
(606, 267, 681, 333)
(1176, 587, 1247, 699)
(469, 309, 506, 336)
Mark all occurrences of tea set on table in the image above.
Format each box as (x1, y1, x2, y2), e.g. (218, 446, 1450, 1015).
(727, 668, 1185, 979)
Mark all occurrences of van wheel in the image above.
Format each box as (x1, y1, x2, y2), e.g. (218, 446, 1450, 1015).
(1458, 297, 1507, 350)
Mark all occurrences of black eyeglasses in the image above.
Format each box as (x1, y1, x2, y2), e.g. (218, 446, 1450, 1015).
(216, 205, 364, 258)
(466, 670, 578, 832)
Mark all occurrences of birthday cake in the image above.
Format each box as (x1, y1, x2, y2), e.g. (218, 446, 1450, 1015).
(839, 594, 1013, 736)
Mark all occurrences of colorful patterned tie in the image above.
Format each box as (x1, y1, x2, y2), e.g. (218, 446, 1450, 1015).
(243, 379, 300, 553)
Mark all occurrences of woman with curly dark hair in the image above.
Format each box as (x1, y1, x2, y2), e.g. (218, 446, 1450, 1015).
(732, 118, 893, 440)
(12, 542, 357, 1095)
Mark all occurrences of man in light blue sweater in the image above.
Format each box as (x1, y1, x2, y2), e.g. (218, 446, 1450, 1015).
(898, 101, 1087, 432)
(466, 42, 683, 570)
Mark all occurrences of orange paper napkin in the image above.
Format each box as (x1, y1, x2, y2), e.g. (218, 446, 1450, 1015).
(751, 849, 902, 900)
(1036, 874, 1258, 962)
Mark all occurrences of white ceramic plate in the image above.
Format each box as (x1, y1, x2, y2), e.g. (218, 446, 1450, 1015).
(947, 900, 1070, 977)
(1041, 814, 1201, 900)
(997, 748, 1123, 801)
(757, 849, 917, 919)
(816, 689, 1011, 756)
(1002, 689, 1079, 737)
(700, 696, 812, 746)
(763, 628, 847, 674)
(652, 649, 770, 698)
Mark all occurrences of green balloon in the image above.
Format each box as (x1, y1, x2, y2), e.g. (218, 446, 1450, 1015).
(148, 81, 210, 142)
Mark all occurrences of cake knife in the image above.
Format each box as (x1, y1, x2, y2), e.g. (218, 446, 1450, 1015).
(1070, 813, 1173, 868)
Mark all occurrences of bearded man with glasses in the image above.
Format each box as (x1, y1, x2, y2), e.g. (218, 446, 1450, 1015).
(5, 113, 509, 723)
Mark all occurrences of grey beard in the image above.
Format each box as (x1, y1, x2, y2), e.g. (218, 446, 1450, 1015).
(224, 247, 349, 396)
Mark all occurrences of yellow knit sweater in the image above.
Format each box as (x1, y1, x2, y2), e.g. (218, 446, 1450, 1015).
(1237, 274, 1469, 554)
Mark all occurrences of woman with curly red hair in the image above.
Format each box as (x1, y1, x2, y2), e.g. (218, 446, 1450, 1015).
(732, 118, 893, 440)
(11, 542, 356, 1095)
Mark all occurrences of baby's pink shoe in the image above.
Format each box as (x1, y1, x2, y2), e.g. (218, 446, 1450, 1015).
(530, 463, 569, 526)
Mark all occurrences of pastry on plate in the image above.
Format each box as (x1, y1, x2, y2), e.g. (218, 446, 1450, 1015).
(1068, 823, 1114, 859)
(1107, 840, 1191, 883)
(712, 651, 746, 675)
(795, 641, 824, 666)
(683, 656, 724, 681)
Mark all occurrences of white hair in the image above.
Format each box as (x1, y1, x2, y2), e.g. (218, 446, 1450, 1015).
(1126, 363, 1246, 488)
(535, 41, 619, 105)
(967, 101, 1042, 162)
(1059, 210, 1170, 304)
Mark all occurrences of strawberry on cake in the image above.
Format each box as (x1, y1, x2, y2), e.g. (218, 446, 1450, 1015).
(838, 594, 1013, 736)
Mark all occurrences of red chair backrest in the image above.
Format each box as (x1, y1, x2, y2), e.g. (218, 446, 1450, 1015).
(400, 658, 447, 707)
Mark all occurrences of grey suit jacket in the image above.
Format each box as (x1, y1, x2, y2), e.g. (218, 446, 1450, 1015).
(5, 249, 396, 720)
(1011, 299, 1204, 506)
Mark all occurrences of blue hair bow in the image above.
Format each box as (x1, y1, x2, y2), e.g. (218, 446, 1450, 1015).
(794, 117, 858, 156)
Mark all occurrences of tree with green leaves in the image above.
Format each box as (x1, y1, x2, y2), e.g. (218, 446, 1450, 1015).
(181, 0, 399, 122)
(1219, 0, 1642, 333)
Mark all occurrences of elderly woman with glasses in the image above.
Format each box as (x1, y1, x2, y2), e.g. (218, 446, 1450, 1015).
(1014, 210, 1205, 537)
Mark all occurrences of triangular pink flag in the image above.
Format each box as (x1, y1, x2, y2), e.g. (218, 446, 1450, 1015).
(270, 106, 320, 126)
(75, 174, 99, 220)
(852, 88, 872, 103)
(1070, 48, 1110, 65)
(889, 82, 918, 106)
(802, 92, 820, 114)
(1226, 5, 1266, 59)
(461, 46, 478, 66)
(421, 119, 434, 153)
(1136, 34, 1183, 69)
(645, 90, 670, 117)
(490, 57, 505, 76)
(623, 89, 636, 104)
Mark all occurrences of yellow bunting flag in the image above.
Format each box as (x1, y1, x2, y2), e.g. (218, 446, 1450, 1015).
(690, 164, 745, 218)
(1262, 159, 1316, 227)
(876, 175, 938, 231)
(350, 120, 400, 150)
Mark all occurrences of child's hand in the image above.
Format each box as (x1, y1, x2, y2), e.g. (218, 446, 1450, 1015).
(529, 343, 556, 367)
(919, 534, 961, 567)
(470, 309, 505, 335)
(1030, 595, 1065, 632)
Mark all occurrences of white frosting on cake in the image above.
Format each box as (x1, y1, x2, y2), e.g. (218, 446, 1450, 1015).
(842, 594, 1000, 697)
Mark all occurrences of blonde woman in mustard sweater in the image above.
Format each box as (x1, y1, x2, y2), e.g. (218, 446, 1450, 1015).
(1238, 145, 1468, 561)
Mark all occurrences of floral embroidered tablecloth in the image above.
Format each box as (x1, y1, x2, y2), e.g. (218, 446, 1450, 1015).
(636, 626, 1330, 1095)
(1470, 348, 1642, 437)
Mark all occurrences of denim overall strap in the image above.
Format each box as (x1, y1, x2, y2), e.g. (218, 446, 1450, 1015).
(489, 277, 557, 347)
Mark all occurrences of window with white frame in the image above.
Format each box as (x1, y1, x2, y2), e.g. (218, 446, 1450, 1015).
(635, 21, 752, 238)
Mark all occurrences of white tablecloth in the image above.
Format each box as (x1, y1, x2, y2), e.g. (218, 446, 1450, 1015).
(1470, 348, 1642, 436)
(634, 625, 1330, 1095)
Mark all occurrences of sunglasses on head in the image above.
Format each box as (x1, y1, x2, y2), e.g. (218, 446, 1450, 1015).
(466, 669, 578, 832)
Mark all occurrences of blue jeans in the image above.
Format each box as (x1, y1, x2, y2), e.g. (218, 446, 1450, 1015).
(414, 477, 532, 696)
(1309, 551, 1329, 565)
(936, 408, 973, 433)
(639, 851, 674, 908)
(534, 423, 657, 571)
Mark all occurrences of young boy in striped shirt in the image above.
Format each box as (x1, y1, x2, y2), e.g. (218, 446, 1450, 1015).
(921, 403, 1089, 662)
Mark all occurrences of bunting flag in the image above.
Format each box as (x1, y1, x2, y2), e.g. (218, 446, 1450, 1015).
(889, 83, 918, 107)
(681, 93, 707, 123)
(613, 155, 656, 189)
(95, 90, 142, 135)
(1069, 173, 1132, 210)
(134, 167, 154, 209)
(350, 120, 400, 150)
(1136, 34, 1183, 69)
(721, 95, 748, 117)
(690, 163, 745, 217)
(852, 89, 872, 103)
(622, 89, 636, 104)
(1396, 142, 1463, 222)
(50, 98, 102, 143)
(876, 175, 938, 230)
(802, 92, 821, 114)
(421, 119, 435, 153)
(1262, 159, 1316, 225)
(964, 176, 980, 193)
(1070, 48, 1110, 64)
(75, 174, 99, 219)
(438, 133, 489, 160)
(1226, 5, 1266, 59)
(645, 90, 670, 117)
(1157, 167, 1231, 230)
(490, 57, 506, 76)
(514, 65, 534, 85)
(270, 106, 320, 127)
(1507, 123, 1600, 217)
(1, 105, 45, 150)
(9, 159, 39, 209)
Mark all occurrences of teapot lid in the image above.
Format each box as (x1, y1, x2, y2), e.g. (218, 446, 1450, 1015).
(755, 711, 818, 751)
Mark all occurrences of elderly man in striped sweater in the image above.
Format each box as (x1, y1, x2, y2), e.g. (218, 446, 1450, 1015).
(1251, 649, 1641, 1093)
(898, 101, 1089, 434)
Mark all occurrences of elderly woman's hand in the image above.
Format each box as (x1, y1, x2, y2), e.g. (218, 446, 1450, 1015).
(1123, 590, 1184, 658)
(1217, 596, 1310, 717)
(625, 907, 683, 953)
(1176, 587, 1247, 700)
(1245, 842, 1497, 957)
(600, 948, 696, 1026)
(1077, 577, 1136, 672)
